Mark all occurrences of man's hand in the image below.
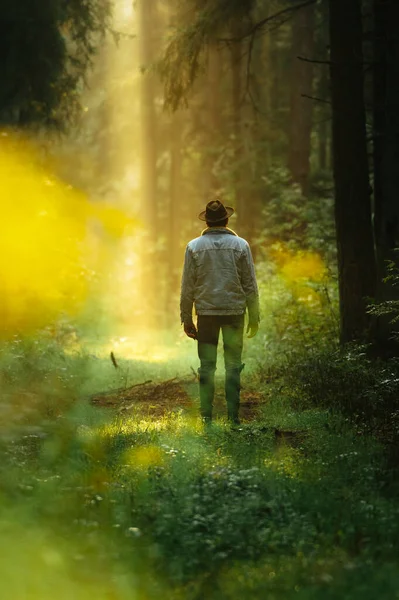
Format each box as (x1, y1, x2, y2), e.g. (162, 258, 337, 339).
(246, 323, 259, 339)
(184, 322, 198, 340)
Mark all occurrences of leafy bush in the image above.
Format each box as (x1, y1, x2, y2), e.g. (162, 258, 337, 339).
(246, 251, 338, 374)
(285, 345, 399, 442)
(368, 253, 399, 347)
(258, 167, 336, 263)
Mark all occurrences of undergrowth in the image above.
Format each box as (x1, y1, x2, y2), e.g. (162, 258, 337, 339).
(283, 345, 399, 469)
(1, 270, 399, 598)
(1, 332, 399, 599)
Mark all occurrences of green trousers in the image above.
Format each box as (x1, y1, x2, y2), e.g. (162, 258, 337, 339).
(197, 314, 245, 423)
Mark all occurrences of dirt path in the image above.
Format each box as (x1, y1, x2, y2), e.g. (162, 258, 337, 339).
(91, 376, 265, 422)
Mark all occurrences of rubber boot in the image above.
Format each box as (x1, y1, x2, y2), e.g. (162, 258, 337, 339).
(198, 367, 216, 423)
(225, 364, 245, 424)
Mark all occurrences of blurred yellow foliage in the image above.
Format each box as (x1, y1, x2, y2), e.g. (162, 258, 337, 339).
(0, 134, 134, 336)
(123, 445, 165, 469)
(281, 253, 326, 284)
(270, 243, 326, 284)
(269, 243, 328, 307)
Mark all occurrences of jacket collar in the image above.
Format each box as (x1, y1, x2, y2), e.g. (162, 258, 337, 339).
(201, 227, 237, 237)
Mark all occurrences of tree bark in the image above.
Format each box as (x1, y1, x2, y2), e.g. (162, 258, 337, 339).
(317, 10, 330, 173)
(373, 0, 399, 266)
(246, 31, 271, 256)
(138, 0, 158, 324)
(230, 35, 247, 237)
(203, 44, 223, 197)
(139, 0, 158, 232)
(288, 2, 316, 196)
(373, 0, 399, 352)
(329, 0, 377, 343)
(167, 111, 183, 322)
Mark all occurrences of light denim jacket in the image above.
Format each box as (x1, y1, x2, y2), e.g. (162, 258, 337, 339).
(180, 227, 260, 325)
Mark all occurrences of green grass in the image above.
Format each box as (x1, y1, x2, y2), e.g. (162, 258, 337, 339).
(1, 330, 399, 599)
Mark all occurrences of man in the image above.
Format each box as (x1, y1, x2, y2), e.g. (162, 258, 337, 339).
(180, 199, 260, 425)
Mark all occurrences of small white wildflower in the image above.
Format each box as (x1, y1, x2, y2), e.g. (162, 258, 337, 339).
(126, 527, 142, 538)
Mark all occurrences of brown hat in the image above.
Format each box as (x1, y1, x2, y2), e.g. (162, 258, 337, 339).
(198, 200, 235, 223)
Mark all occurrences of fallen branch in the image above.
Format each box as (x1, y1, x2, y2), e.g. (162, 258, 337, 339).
(110, 352, 119, 369)
(129, 379, 153, 389)
(155, 377, 178, 391)
(90, 380, 153, 405)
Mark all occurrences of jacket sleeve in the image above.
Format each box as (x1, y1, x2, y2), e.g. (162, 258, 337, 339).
(180, 245, 196, 324)
(241, 243, 260, 325)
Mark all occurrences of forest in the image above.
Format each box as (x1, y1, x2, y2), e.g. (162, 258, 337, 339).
(2, 0, 399, 598)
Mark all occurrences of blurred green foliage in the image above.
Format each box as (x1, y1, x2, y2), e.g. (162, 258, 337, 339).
(256, 167, 336, 269)
(0, 0, 110, 128)
(368, 255, 399, 341)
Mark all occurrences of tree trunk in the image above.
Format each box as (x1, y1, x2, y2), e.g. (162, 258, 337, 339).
(94, 41, 112, 191)
(202, 44, 223, 198)
(315, 0, 330, 173)
(230, 35, 247, 237)
(317, 32, 330, 171)
(288, 2, 316, 196)
(138, 0, 158, 324)
(329, 0, 377, 344)
(260, 28, 272, 171)
(166, 111, 183, 323)
(373, 0, 399, 352)
(139, 0, 158, 231)
(373, 0, 399, 266)
(246, 31, 271, 256)
(318, 109, 328, 172)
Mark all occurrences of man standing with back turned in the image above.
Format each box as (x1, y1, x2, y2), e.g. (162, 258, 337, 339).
(180, 199, 260, 425)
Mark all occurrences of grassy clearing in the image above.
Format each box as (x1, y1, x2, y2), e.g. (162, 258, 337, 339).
(1, 338, 399, 599)
(0, 269, 395, 600)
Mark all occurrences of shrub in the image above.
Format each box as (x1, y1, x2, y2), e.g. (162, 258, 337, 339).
(285, 345, 399, 442)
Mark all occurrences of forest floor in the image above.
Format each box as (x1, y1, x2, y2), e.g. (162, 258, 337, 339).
(2, 338, 399, 599)
(90, 375, 265, 422)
